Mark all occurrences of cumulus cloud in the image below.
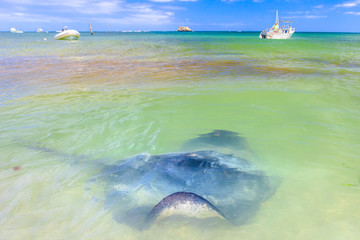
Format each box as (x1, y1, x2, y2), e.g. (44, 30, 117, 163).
(149, 0, 198, 2)
(2, 0, 124, 14)
(221, 0, 262, 2)
(345, 11, 360, 15)
(0, 0, 183, 27)
(334, 0, 360, 8)
(285, 15, 327, 19)
(285, 4, 328, 20)
(149, 0, 174, 2)
(0, 11, 73, 23)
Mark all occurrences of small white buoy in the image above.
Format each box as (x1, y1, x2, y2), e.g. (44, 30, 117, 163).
(44, 38, 47, 41)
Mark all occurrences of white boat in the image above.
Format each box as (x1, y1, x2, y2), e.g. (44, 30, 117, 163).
(259, 10, 295, 39)
(178, 26, 192, 32)
(54, 27, 80, 40)
(37, 27, 44, 33)
(10, 28, 23, 33)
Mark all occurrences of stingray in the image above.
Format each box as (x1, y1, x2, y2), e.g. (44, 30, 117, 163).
(87, 150, 279, 229)
(22, 130, 279, 230)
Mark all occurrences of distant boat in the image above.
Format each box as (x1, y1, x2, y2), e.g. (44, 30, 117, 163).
(259, 10, 295, 39)
(178, 26, 192, 32)
(37, 27, 44, 33)
(54, 27, 80, 40)
(10, 28, 23, 33)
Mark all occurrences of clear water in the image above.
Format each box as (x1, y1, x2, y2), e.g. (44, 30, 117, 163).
(1, 31, 360, 239)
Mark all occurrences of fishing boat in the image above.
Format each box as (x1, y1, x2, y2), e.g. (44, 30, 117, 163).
(178, 26, 192, 32)
(259, 10, 295, 39)
(10, 28, 23, 33)
(54, 27, 80, 40)
(37, 27, 44, 33)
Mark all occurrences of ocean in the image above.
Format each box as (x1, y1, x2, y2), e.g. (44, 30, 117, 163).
(1, 31, 360, 239)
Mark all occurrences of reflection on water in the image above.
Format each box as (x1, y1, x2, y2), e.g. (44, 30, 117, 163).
(1, 32, 360, 239)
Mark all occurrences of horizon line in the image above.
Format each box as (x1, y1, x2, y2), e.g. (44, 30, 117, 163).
(1, 31, 360, 34)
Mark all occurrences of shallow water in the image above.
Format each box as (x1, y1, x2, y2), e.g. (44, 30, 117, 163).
(1, 31, 360, 239)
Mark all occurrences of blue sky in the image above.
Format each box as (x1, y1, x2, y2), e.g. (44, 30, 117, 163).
(1, 0, 360, 32)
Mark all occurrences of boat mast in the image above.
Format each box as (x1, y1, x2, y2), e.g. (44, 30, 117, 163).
(88, 22, 93, 35)
(276, 9, 279, 24)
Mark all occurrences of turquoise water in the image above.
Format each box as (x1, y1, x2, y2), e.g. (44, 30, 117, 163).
(1, 32, 360, 239)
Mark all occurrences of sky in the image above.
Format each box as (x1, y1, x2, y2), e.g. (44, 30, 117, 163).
(1, 0, 360, 32)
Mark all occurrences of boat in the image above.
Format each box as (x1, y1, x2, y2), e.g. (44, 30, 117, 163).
(37, 27, 44, 33)
(259, 10, 295, 39)
(10, 28, 23, 33)
(178, 26, 192, 32)
(54, 27, 80, 40)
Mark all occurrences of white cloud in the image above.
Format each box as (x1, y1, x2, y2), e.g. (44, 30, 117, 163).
(221, 0, 262, 2)
(3, 0, 92, 8)
(345, 11, 360, 15)
(0, 0, 181, 27)
(285, 4, 327, 20)
(287, 11, 305, 14)
(221, 0, 244, 2)
(285, 15, 327, 19)
(149, 0, 198, 2)
(334, 1, 360, 8)
(149, 0, 174, 2)
(2, 0, 124, 14)
(160, 5, 186, 10)
(0, 12, 73, 23)
(78, 1, 124, 14)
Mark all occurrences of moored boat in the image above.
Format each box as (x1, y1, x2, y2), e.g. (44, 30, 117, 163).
(10, 28, 23, 33)
(259, 10, 295, 39)
(54, 27, 80, 40)
(178, 26, 192, 32)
